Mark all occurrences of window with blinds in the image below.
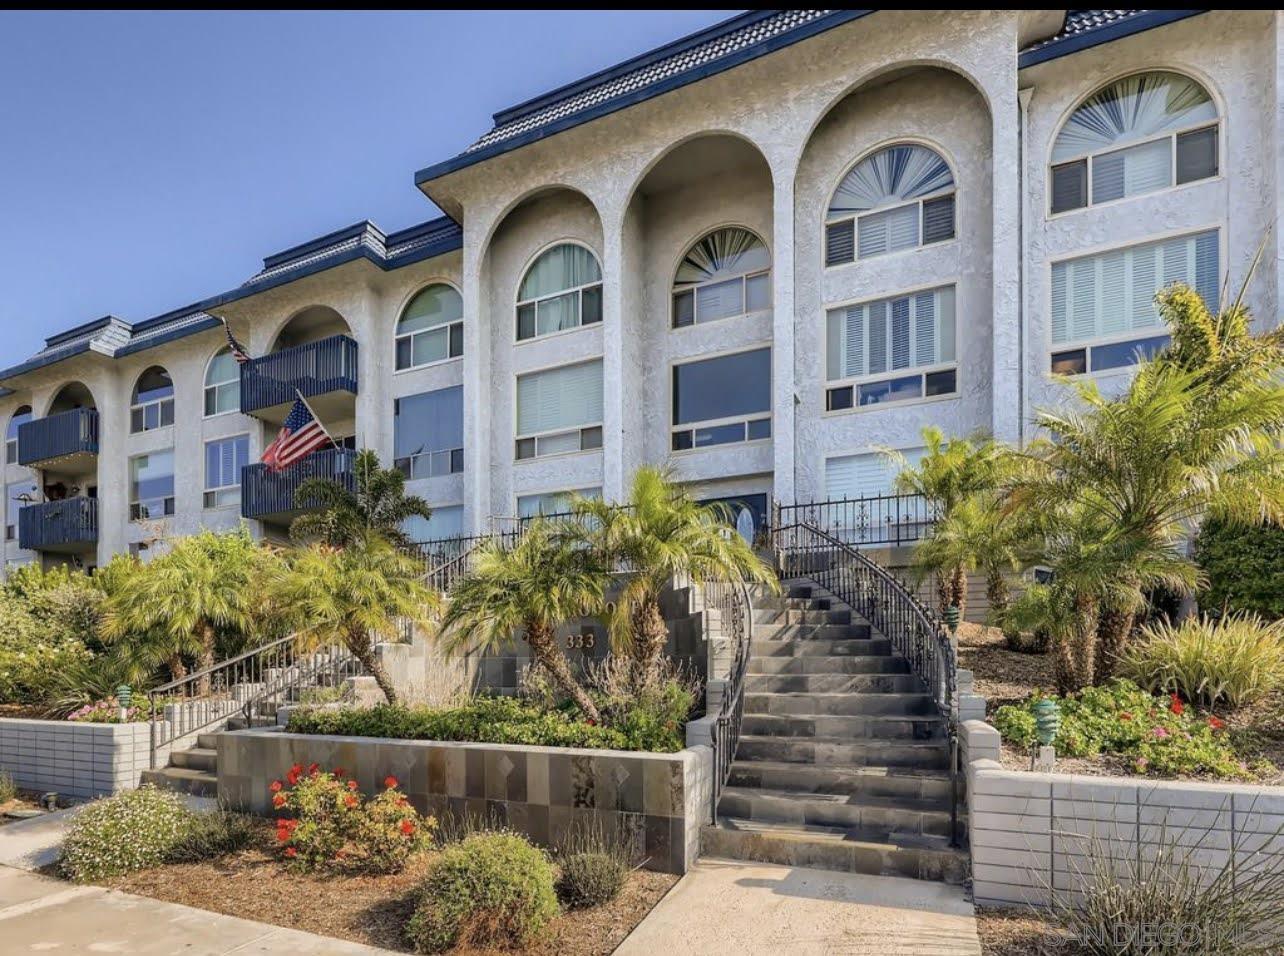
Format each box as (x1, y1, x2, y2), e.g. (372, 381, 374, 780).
(822, 447, 934, 542)
(515, 359, 604, 460)
(203, 434, 249, 508)
(1049, 230, 1218, 373)
(825, 286, 957, 410)
(825, 447, 924, 500)
(394, 386, 464, 480)
(825, 144, 956, 266)
(517, 487, 602, 519)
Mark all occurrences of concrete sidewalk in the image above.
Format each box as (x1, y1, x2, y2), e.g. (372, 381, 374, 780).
(618, 857, 983, 956)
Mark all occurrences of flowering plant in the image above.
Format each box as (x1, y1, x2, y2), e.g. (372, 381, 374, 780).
(270, 765, 432, 873)
(66, 697, 152, 723)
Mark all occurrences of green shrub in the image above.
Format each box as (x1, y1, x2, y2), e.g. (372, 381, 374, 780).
(999, 584, 1059, 654)
(406, 832, 558, 954)
(0, 770, 16, 804)
(992, 679, 1272, 779)
(554, 817, 634, 909)
(61, 785, 195, 882)
(0, 593, 93, 705)
(1195, 518, 1284, 620)
(1120, 613, 1284, 708)
(271, 764, 432, 873)
(166, 810, 257, 863)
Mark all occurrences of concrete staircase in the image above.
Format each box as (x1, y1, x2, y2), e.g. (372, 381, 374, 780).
(139, 707, 284, 797)
(701, 580, 968, 883)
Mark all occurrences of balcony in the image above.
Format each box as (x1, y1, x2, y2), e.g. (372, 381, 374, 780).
(18, 497, 98, 553)
(240, 334, 358, 424)
(17, 407, 99, 468)
(241, 447, 356, 524)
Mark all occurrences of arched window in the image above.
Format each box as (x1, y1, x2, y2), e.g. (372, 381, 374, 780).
(825, 144, 955, 266)
(130, 367, 174, 433)
(1050, 71, 1218, 214)
(671, 227, 770, 328)
(397, 284, 463, 370)
(5, 406, 31, 465)
(204, 348, 240, 417)
(516, 245, 601, 341)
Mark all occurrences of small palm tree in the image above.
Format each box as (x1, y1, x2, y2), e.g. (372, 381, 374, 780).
(103, 528, 273, 691)
(289, 449, 432, 549)
(887, 428, 1007, 614)
(572, 467, 778, 690)
(274, 536, 441, 705)
(438, 520, 605, 721)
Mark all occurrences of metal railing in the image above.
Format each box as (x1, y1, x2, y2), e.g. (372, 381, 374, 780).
(18, 496, 98, 551)
(147, 634, 359, 768)
(240, 333, 358, 414)
(703, 575, 754, 820)
(775, 493, 939, 547)
(17, 407, 99, 466)
(771, 518, 961, 846)
(240, 447, 357, 521)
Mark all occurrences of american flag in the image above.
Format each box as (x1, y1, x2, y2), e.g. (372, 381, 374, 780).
(222, 318, 251, 365)
(262, 398, 332, 471)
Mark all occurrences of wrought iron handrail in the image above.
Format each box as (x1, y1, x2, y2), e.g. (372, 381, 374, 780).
(147, 634, 358, 768)
(702, 574, 754, 820)
(776, 493, 939, 548)
(771, 518, 961, 846)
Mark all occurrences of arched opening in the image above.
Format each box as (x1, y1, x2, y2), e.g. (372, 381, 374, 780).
(396, 283, 463, 370)
(47, 381, 96, 416)
(130, 366, 174, 433)
(204, 347, 240, 417)
(5, 405, 31, 465)
(516, 244, 602, 341)
(670, 226, 770, 328)
(270, 305, 351, 352)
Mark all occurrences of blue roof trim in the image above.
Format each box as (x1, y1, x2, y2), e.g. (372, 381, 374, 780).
(415, 10, 872, 187)
(0, 342, 95, 381)
(43, 315, 123, 349)
(261, 221, 386, 271)
(113, 315, 223, 358)
(1019, 10, 1207, 68)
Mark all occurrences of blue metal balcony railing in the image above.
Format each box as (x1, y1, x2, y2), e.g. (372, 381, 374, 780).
(240, 334, 358, 415)
(18, 497, 98, 551)
(240, 447, 357, 521)
(17, 407, 99, 466)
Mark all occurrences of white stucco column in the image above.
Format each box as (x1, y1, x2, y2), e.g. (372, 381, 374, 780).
(461, 219, 491, 535)
(770, 163, 797, 506)
(95, 369, 129, 567)
(351, 287, 392, 461)
(989, 50, 1022, 445)
(598, 205, 625, 502)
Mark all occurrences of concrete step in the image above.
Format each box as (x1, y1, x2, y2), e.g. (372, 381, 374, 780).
(169, 747, 217, 773)
(197, 733, 221, 750)
(717, 786, 958, 840)
(727, 759, 956, 804)
(754, 608, 851, 626)
(140, 766, 218, 798)
(744, 690, 937, 717)
(735, 734, 950, 770)
(744, 667, 924, 687)
(227, 715, 277, 731)
(785, 584, 814, 600)
(701, 817, 968, 884)
(750, 638, 891, 658)
(740, 713, 946, 741)
(754, 596, 832, 612)
(752, 621, 872, 641)
(747, 655, 909, 676)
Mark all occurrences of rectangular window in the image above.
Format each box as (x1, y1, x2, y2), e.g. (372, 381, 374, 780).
(1050, 229, 1218, 372)
(671, 348, 771, 451)
(129, 450, 175, 521)
(1176, 126, 1218, 184)
(823, 447, 933, 542)
(515, 359, 603, 460)
(402, 504, 464, 543)
(826, 447, 924, 501)
(4, 439, 15, 465)
(394, 386, 464, 479)
(826, 286, 957, 410)
(1091, 137, 1172, 205)
(203, 435, 249, 508)
(857, 203, 919, 259)
(1050, 160, 1088, 214)
(397, 320, 463, 370)
(671, 271, 770, 327)
(921, 195, 955, 245)
(517, 487, 602, 520)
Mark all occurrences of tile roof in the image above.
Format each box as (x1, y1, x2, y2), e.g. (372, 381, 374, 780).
(1019, 9, 1206, 67)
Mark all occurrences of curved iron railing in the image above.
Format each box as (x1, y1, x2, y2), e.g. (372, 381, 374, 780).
(771, 518, 961, 846)
(702, 575, 754, 820)
(147, 635, 358, 768)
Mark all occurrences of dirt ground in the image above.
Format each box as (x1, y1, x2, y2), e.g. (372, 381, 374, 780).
(104, 820, 677, 955)
(975, 907, 1081, 956)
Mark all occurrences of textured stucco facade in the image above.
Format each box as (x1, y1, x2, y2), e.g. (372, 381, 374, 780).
(1, 10, 1280, 570)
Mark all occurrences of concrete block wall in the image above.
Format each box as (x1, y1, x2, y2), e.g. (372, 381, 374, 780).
(217, 726, 714, 874)
(0, 718, 152, 799)
(961, 720, 1284, 908)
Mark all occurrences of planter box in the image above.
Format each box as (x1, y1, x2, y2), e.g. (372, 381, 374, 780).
(0, 718, 152, 800)
(961, 720, 1284, 907)
(216, 728, 714, 874)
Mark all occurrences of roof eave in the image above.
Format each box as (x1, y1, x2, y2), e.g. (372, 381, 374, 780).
(1018, 10, 1209, 69)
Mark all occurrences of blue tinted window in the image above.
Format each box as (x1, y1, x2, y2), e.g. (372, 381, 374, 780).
(673, 349, 770, 425)
(859, 375, 923, 406)
(1090, 334, 1170, 372)
(394, 386, 464, 459)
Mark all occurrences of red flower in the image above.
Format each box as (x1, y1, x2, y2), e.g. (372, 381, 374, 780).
(276, 827, 291, 843)
(1170, 694, 1185, 716)
(332, 768, 345, 779)
(308, 762, 320, 776)
(396, 796, 409, 807)
(400, 819, 415, 836)
(286, 763, 303, 786)
(284, 847, 297, 858)
(345, 795, 358, 809)
(1119, 712, 1133, 721)
(586, 719, 597, 727)
(269, 780, 283, 793)
(1209, 716, 1226, 731)
(383, 776, 398, 789)
(347, 780, 359, 791)
(272, 793, 287, 809)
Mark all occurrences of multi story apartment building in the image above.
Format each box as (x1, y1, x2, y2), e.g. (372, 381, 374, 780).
(1, 9, 1278, 573)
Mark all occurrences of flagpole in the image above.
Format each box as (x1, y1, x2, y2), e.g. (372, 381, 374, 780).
(292, 389, 340, 450)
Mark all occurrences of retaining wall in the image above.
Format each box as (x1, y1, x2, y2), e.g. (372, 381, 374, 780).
(0, 718, 152, 799)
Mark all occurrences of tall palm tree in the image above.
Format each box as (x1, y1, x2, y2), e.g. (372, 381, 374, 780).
(437, 520, 606, 721)
(887, 428, 1006, 615)
(289, 449, 432, 550)
(571, 467, 778, 689)
(102, 528, 273, 691)
(273, 536, 441, 705)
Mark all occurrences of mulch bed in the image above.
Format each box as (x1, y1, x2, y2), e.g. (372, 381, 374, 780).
(102, 820, 677, 955)
(956, 622, 1055, 712)
(0, 792, 45, 826)
(975, 907, 1082, 956)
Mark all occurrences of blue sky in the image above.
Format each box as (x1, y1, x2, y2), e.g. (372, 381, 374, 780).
(0, 10, 728, 362)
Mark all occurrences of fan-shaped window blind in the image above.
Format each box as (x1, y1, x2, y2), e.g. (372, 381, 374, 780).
(672, 228, 770, 327)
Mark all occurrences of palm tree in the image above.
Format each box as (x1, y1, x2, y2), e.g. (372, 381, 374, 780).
(102, 528, 273, 691)
(571, 467, 778, 690)
(887, 428, 1006, 615)
(273, 536, 441, 705)
(289, 449, 432, 549)
(437, 520, 606, 721)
